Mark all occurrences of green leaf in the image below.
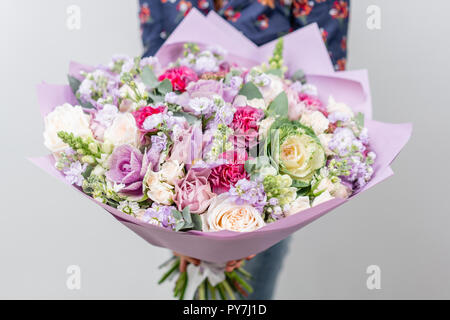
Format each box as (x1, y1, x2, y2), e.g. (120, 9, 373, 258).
(172, 209, 182, 220)
(291, 69, 306, 84)
(266, 69, 283, 77)
(148, 92, 164, 103)
(182, 207, 192, 225)
(172, 111, 199, 125)
(67, 75, 81, 95)
(175, 220, 185, 232)
(67, 75, 95, 109)
(355, 112, 365, 128)
(267, 92, 288, 117)
(191, 214, 202, 231)
(238, 82, 263, 100)
(157, 79, 173, 94)
(81, 165, 94, 180)
(141, 65, 159, 88)
(291, 179, 310, 189)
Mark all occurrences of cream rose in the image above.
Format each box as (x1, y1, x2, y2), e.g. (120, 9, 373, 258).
(144, 170, 174, 205)
(286, 196, 311, 217)
(159, 160, 185, 185)
(300, 110, 330, 136)
(312, 190, 335, 207)
(43, 103, 92, 153)
(202, 194, 265, 232)
(259, 74, 284, 105)
(103, 113, 138, 146)
(327, 96, 354, 118)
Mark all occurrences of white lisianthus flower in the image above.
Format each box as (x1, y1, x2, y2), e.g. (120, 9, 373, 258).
(233, 95, 266, 110)
(119, 82, 147, 101)
(103, 113, 138, 147)
(286, 196, 311, 217)
(258, 117, 275, 139)
(43, 103, 92, 153)
(202, 194, 265, 232)
(259, 74, 284, 105)
(300, 110, 330, 136)
(144, 170, 174, 205)
(327, 96, 354, 118)
(315, 177, 351, 199)
(159, 160, 185, 185)
(318, 133, 334, 156)
(312, 190, 335, 207)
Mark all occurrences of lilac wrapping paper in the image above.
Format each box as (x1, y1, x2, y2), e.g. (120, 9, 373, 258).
(30, 9, 412, 263)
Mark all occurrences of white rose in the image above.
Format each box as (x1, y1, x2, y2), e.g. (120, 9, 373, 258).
(312, 190, 335, 207)
(202, 194, 265, 232)
(43, 103, 92, 153)
(144, 170, 174, 205)
(327, 96, 354, 118)
(103, 113, 138, 146)
(300, 110, 330, 135)
(259, 74, 284, 105)
(159, 160, 185, 185)
(286, 196, 311, 217)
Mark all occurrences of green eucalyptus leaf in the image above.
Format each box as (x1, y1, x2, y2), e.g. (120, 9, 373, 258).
(67, 75, 95, 109)
(141, 65, 159, 88)
(191, 214, 202, 231)
(267, 92, 288, 117)
(238, 82, 263, 100)
(182, 207, 192, 225)
(266, 69, 283, 77)
(175, 220, 185, 232)
(172, 209, 183, 220)
(172, 111, 199, 125)
(355, 112, 365, 128)
(67, 75, 81, 95)
(291, 69, 306, 84)
(157, 79, 173, 94)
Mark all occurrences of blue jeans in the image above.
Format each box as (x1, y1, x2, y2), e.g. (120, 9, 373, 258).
(243, 237, 291, 300)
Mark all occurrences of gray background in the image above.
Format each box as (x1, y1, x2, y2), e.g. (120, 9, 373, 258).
(1, 0, 449, 299)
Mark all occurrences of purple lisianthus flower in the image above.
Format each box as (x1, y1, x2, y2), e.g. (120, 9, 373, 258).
(147, 134, 167, 171)
(106, 145, 150, 200)
(186, 79, 223, 100)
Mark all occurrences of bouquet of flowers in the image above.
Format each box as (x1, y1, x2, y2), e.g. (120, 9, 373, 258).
(32, 9, 411, 300)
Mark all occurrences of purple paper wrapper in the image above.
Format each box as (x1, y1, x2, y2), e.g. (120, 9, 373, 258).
(30, 9, 412, 263)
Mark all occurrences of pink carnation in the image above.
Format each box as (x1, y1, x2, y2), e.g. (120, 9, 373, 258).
(158, 66, 198, 92)
(299, 93, 327, 115)
(209, 151, 249, 194)
(230, 106, 264, 148)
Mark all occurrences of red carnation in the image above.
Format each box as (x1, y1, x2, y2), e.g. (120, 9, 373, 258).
(158, 66, 198, 92)
(230, 106, 264, 148)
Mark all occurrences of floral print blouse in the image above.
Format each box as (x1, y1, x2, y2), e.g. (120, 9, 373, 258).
(139, 0, 350, 70)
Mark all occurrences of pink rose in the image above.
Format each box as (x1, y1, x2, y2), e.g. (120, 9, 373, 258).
(230, 106, 264, 148)
(174, 168, 216, 214)
(209, 151, 249, 194)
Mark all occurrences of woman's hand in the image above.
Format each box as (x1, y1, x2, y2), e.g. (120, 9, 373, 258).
(173, 252, 256, 272)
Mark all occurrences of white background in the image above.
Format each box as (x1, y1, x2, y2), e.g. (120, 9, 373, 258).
(1, 0, 449, 299)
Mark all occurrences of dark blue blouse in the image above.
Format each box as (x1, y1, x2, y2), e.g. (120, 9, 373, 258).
(139, 0, 350, 70)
